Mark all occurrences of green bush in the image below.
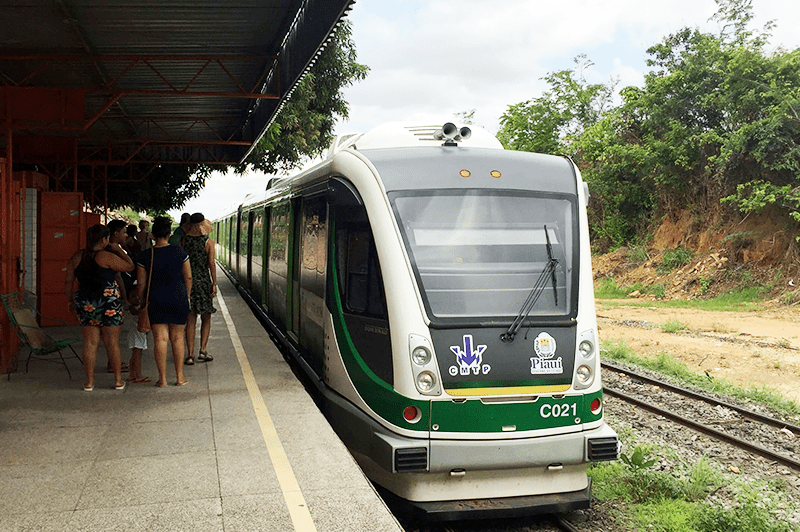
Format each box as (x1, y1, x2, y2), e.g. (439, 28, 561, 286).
(627, 244, 650, 265)
(648, 283, 666, 299)
(589, 430, 798, 532)
(661, 319, 688, 333)
(657, 247, 694, 275)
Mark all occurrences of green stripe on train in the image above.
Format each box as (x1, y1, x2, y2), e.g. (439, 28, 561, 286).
(431, 389, 604, 433)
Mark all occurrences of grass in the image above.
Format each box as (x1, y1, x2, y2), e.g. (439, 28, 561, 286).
(590, 428, 799, 531)
(660, 319, 688, 333)
(595, 277, 635, 299)
(596, 277, 769, 311)
(601, 340, 800, 417)
(657, 246, 694, 275)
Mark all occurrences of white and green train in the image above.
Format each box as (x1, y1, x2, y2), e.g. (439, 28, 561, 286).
(214, 122, 618, 519)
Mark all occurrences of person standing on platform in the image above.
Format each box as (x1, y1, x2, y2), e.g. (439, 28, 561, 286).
(125, 224, 141, 257)
(168, 212, 191, 246)
(135, 219, 153, 253)
(183, 213, 217, 365)
(107, 220, 133, 302)
(106, 219, 133, 374)
(136, 217, 191, 387)
(64, 224, 135, 391)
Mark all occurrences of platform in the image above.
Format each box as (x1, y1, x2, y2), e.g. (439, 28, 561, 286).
(0, 275, 403, 532)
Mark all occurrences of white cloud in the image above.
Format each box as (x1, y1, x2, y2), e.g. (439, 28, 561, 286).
(186, 0, 800, 216)
(168, 169, 273, 222)
(339, 0, 734, 134)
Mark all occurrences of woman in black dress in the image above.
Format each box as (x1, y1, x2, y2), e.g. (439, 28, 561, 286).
(135, 217, 192, 387)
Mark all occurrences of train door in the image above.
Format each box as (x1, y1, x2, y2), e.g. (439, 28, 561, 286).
(233, 211, 241, 279)
(296, 194, 328, 377)
(226, 217, 232, 267)
(264, 206, 270, 306)
(267, 201, 290, 331)
(289, 198, 302, 342)
(251, 208, 266, 306)
(239, 210, 250, 285)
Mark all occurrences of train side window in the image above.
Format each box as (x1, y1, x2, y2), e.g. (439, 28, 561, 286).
(338, 225, 387, 319)
(346, 231, 369, 313)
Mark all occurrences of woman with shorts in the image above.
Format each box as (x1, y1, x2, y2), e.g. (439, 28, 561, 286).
(64, 224, 135, 391)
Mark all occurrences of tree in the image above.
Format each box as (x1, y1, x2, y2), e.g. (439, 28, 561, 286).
(237, 20, 369, 175)
(106, 164, 214, 215)
(495, 0, 800, 251)
(497, 55, 616, 155)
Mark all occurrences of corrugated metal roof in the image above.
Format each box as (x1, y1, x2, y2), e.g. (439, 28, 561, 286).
(0, 0, 355, 165)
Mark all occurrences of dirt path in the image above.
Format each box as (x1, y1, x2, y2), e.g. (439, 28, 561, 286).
(596, 301, 800, 402)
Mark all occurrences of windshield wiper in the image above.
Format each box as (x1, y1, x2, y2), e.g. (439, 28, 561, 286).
(500, 225, 559, 343)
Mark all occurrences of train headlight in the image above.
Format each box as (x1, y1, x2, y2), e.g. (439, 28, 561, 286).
(411, 346, 431, 366)
(579, 340, 594, 358)
(416, 371, 436, 392)
(409, 334, 441, 395)
(576, 365, 593, 384)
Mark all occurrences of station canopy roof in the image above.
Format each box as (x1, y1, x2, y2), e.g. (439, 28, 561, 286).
(0, 0, 355, 168)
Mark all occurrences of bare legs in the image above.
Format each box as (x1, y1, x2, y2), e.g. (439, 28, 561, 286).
(81, 325, 123, 389)
(186, 312, 212, 360)
(101, 326, 124, 388)
(81, 326, 100, 389)
(152, 323, 188, 387)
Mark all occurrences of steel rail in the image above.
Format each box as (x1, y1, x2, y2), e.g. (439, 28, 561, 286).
(601, 360, 800, 434)
(603, 385, 800, 471)
(553, 515, 581, 532)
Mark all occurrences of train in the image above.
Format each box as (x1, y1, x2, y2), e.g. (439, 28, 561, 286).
(213, 121, 619, 519)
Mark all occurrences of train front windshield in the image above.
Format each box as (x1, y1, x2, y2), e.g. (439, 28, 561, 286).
(391, 191, 576, 321)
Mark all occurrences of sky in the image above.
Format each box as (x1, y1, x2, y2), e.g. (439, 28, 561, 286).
(170, 0, 800, 221)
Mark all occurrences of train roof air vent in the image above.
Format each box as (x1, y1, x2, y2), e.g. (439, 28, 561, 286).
(327, 122, 503, 153)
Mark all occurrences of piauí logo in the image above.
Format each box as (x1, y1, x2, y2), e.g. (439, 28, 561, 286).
(449, 334, 491, 376)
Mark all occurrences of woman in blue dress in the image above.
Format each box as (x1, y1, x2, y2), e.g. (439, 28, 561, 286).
(65, 224, 135, 391)
(135, 217, 192, 387)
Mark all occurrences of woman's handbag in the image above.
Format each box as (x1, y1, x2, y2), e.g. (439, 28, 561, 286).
(137, 248, 154, 333)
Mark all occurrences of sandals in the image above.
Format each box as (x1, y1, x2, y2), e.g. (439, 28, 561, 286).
(126, 376, 152, 384)
(198, 351, 213, 362)
(184, 356, 195, 366)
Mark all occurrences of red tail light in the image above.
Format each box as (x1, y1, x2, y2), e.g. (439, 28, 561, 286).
(403, 406, 421, 423)
(590, 398, 602, 414)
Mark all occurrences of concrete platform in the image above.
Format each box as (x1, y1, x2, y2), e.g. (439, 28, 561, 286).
(0, 275, 403, 532)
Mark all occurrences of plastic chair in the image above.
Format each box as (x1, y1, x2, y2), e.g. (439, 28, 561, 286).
(1, 292, 82, 379)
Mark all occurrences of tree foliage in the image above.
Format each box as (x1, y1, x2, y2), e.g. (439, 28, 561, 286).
(106, 164, 214, 215)
(498, 0, 800, 250)
(237, 20, 369, 176)
(107, 20, 367, 213)
(497, 54, 616, 154)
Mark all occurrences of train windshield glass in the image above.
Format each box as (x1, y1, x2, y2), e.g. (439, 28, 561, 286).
(391, 191, 575, 320)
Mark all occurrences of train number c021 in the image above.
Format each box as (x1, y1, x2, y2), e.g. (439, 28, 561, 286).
(540, 402, 578, 418)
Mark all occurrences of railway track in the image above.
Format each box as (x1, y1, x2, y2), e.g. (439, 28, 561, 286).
(602, 360, 800, 471)
(399, 515, 580, 532)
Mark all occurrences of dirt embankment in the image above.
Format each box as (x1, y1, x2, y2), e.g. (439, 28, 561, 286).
(594, 210, 800, 403)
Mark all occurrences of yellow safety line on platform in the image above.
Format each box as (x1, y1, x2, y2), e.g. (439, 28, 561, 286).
(216, 293, 317, 532)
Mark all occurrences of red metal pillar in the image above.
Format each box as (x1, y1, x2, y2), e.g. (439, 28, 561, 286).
(1, 113, 20, 374)
(2, 117, 13, 295)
